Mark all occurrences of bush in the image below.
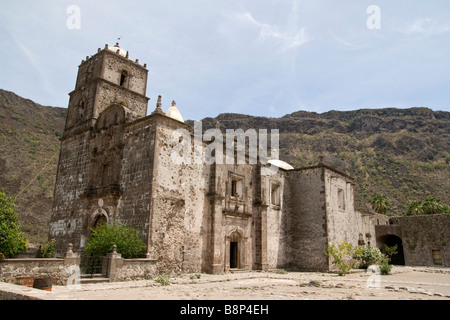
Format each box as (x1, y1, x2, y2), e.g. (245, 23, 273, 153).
(0, 192, 28, 258)
(355, 244, 395, 275)
(275, 269, 288, 274)
(155, 275, 170, 286)
(84, 222, 146, 259)
(40, 239, 56, 258)
(378, 254, 392, 275)
(325, 241, 357, 276)
(354, 245, 384, 269)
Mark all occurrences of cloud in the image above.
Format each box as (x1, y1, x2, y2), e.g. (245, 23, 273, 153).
(329, 32, 368, 51)
(400, 18, 450, 37)
(235, 11, 310, 52)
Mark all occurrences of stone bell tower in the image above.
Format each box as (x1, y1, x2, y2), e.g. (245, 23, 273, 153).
(64, 43, 149, 134)
(50, 44, 150, 254)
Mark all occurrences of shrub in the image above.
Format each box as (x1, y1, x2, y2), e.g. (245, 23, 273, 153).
(40, 239, 56, 258)
(354, 245, 384, 269)
(155, 275, 170, 286)
(325, 241, 357, 276)
(189, 273, 201, 279)
(84, 222, 146, 259)
(377, 254, 392, 275)
(354, 244, 395, 275)
(0, 192, 28, 258)
(275, 269, 288, 274)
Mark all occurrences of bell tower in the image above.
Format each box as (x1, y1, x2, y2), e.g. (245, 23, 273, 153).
(63, 43, 149, 135)
(50, 44, 150, 254)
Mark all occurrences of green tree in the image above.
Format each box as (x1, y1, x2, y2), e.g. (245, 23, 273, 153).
(84, 222, 146, 259)
(0, 192, 28, 258)
(371, 194, 390, 215)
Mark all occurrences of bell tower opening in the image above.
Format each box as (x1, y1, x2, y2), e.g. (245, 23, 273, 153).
(120, 69, 128, 87)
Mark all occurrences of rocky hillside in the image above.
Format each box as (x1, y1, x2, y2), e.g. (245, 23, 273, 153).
(0, 89, 66, 244)
(1, 88, 449, 245)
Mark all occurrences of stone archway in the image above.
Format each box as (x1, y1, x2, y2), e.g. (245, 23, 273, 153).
(378, 234, 405, 265)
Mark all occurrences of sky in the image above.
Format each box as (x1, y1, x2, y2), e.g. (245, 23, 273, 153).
(1, 0, 449, 121)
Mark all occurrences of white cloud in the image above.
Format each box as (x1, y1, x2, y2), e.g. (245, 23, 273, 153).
(400, 18, 450, 37)
(329, 32, 368, 51)
(235, 11, 310, 52)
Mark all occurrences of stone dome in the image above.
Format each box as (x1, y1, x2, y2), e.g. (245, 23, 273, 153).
(108, 43, 128, 59)
(165, 101, 184, 123)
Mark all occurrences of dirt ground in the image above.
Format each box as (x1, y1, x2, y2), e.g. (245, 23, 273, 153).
(48, 266, 450, 300)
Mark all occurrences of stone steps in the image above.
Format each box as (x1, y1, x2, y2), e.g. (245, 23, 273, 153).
(80, 274, 110, 284)
(229, 269, 248, 273)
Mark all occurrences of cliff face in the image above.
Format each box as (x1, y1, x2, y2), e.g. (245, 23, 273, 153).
(1, 88, 449, 243)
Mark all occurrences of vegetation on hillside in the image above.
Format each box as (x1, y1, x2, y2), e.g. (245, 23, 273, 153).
(0, 89, 66, 244)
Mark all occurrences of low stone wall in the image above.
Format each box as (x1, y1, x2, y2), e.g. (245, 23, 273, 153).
(105, 247, 158, 282)
(109, 258, 158, 282)
(0, 244, 159, 289)
(0, 258, 75, 286)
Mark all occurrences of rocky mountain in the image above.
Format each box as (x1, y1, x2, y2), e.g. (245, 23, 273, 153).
(0, 89, 66, 244)
(1, 88, 449, 244)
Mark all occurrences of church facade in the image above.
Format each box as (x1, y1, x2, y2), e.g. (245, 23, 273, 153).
(49, 44, 391, 274)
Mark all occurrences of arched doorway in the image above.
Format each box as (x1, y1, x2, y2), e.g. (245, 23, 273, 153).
(230, 231, 241, 269)
(378, 234, 405, 265)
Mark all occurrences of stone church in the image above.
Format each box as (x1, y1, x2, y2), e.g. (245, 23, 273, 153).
(49, 44, 415, 275)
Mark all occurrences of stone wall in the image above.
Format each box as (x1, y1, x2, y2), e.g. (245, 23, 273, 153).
(149, 115, 210, 275)
(106, 250, 157, 282)
(0, 259, 75, 286)
(50, 130, 92, 254)
(389, 214, 450, 267)
(282, 167, 328, 271)
(324, 168, 389, 249)
(324, 167, 356, 246)
(113, 259, 157, 282)
(263, 170, 287, 270)
(118, 117, 156, 249)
